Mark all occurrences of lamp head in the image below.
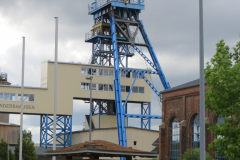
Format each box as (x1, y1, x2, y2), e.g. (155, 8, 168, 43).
(85, 76, 93, 80)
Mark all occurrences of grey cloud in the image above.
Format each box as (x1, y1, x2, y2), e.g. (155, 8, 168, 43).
(2, 0, 240, 142)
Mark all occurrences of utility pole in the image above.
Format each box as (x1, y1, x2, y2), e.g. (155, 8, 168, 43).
(52, 17, 58, 160)
(199, 0, 206, 159)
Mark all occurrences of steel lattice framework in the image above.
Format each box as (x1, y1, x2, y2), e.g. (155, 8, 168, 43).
(86, 0, 171, 149)
(40, 115, 72, 148)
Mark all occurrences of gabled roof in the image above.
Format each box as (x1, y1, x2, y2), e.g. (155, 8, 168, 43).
(160, 79, 207, 94)
(45, 140, 158, 158)
(152, 138, 159, 146)
(151, 146, 159, 153)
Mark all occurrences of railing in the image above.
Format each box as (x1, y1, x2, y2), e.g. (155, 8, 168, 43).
(85, 28, 104, 40)
(88, 0, 145, 13)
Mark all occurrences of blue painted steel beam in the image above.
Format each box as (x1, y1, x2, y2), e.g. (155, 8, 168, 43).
(124, 114, 162, 119)
(139, 20, 171, 90)
(123, 71, 139, 108)
(110, 17, 127, 147)
(139, 72, 161, 97)
(132, 46, 158, 71)
(119, 68, 158, 74)
(148, 102, 151, 130)
(40, 115, 72, 148)
(141, 103, 143, 129)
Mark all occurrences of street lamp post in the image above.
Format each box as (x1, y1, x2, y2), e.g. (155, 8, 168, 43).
(199, 0, 205, 160)
(86, 76, 93, 141)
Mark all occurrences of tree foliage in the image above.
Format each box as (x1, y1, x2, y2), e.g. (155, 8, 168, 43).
(0, 139, 8, 160)
(15, 130, 38, 160)
(205, 39, 240, 159)
(181, 148, 213, 160)
(9, 149, 15, 160)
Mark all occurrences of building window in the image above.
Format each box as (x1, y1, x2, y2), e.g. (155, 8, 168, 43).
(192, 114, 200, 149)
(91, 84, 97, 90)
(4, 93, 10, 100)
(81, 67, 87, 75)
(0, 93, 34, 102)
(109, 70, 114, 77)
(215, 116, 228, 160)
(17, 94, 34, 102)
(91, 68, 98, 75)
(121, 71, 126, 78)
(103, 69, 108, 76)
(109, 85, 114, 91)
(104, 84, 108, 91)
(0, 93, 3, 100)
(10, 93, 16, 101)
(170, 118, 180, 160)
(126, 72, 130, 78)
(121, 85, 126, 92)
(99, 84, 104, 91)
(132, 86, 138, 93)
(29, 94, 35, 101)
(126, 86, 130, 92)
(99, 69, 104, 76)
(139, 87, 144, 93)
(132, 72, 138, 79)
(81, 83, 89, 90)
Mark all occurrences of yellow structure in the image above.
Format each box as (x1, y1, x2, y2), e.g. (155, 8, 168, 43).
(72, 127, 158, 152)
(0, 61, 151, 115)
(0, 61, 158, 153)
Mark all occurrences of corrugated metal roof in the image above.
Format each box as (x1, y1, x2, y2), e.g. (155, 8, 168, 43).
(0, 122, 20, 127)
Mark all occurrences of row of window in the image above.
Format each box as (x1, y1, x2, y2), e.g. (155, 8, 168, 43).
(0, 93, 35, 102)
(81, 83, 145, 94)
(170, 115, 227, 160)
(81, 67, 144, 79)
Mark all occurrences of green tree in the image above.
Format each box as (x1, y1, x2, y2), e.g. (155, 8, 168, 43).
(9, 149, 15, 160)
(15, 130, 38, 160)
(181, 148, 214, 160)
(205, 39, 240, 159)
(0, 139, 8, 160)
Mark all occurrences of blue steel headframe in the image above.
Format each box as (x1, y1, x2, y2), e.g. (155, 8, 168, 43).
(110, 17, 127, 147)
(86, 0, 171, 150)
(139, 20, 171, 90)
(40, 115, 72, 148)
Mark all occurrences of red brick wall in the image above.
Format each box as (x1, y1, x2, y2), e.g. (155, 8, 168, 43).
(159, 85, 215, 159)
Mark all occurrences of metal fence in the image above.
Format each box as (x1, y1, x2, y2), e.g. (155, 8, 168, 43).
(88, 0, 145, 13)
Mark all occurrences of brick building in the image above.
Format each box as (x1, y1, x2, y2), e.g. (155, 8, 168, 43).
(158, 79, 218, 159)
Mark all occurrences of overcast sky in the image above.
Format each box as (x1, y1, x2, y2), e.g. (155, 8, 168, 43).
(0, 0, 240, 143)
